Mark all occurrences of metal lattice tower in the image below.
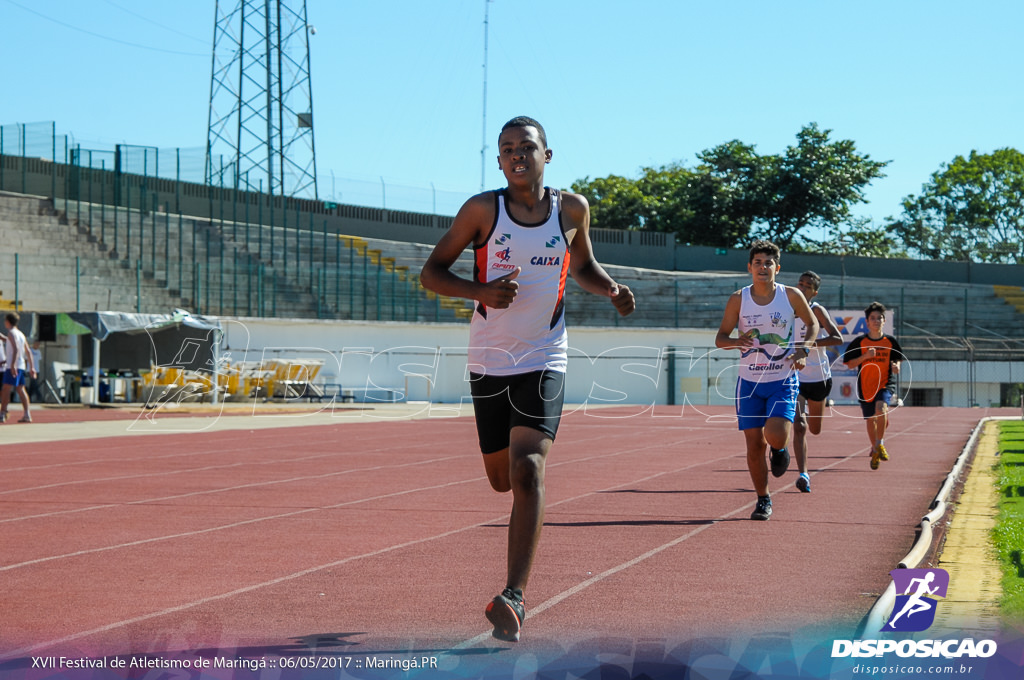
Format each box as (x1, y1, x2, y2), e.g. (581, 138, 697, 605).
(206, 0, 318, 199)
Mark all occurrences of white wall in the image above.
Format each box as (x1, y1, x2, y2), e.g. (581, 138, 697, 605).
(216, 317, 1019, 408)
(218, 316, 726, 406)
(40, 313, 1019, 409)
(907, 360, 1021, 407)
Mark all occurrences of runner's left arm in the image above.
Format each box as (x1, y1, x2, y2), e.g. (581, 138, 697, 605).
(786, 286, 819, 369)
(889, 335, 904, 376)
(812, 305, 844, 347)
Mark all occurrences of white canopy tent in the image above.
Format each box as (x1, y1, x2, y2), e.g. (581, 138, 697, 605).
(59, 310, 223, 405)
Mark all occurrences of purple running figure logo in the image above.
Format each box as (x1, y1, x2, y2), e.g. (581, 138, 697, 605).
(882, 568, 949, 632)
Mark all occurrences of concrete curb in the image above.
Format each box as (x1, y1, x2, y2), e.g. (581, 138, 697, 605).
(859, 416, 1017, 636)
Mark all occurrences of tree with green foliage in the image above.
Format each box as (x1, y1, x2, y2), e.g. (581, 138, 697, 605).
(572, 124, 887, 251)
(889, 148, 1024, 263)
(679, 141, 765, 247)
(800, 217, 908, 259)
(572, 173, 650, 232)
(758, 124, 888, 250)
(572, 159, 751, 247)
(633, 164, 698, 235)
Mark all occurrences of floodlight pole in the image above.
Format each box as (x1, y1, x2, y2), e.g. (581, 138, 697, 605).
(480, 0, 491, 192)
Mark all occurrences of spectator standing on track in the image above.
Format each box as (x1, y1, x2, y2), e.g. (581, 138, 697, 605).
(714, 240, 818, 521)
(842, 301, 904, 470)
(27, 341, 44, 403)
(791, 271, 844, 493)
(420, 116, 635, 642)
(0, 312, 37, 423)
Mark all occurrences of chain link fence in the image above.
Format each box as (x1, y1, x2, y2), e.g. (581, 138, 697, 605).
(3, 121, 1024, 407)
(0, 122, 475, 322)
(1, 121, 471, 215)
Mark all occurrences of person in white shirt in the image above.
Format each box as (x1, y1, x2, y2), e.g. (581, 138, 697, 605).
(791, 271, 844, 493)
(0, 312, 37, 423)
(28, 341, 43, 402)
(714, 241, 818, 521)
(421, 116, 635, 642)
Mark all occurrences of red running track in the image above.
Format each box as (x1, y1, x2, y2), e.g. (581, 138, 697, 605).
(0, 405, 1010, 673)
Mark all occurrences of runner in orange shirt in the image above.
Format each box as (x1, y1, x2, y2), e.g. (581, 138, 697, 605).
(842, 302, 904, 470)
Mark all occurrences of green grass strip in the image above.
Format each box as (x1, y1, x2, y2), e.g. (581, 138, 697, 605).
(995, 420, 1024, 621)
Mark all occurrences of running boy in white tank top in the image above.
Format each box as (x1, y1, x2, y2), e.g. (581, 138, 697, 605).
(421, 116, 635, 642)
(792, 271, 844, 493)
(715, 240, 818, 521)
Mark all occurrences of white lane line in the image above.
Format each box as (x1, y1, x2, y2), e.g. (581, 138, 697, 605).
(451, 411, 952, 650)
(0, 427, 627, 524)
(0, 435, 738, 658)
(0, 429, 712, 568)
(0, 451, 465, 525)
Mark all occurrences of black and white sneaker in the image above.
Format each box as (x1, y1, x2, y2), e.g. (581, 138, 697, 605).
(796, 473, 811, 493)
(486, 587, 525, 642)
(769, 447, 790, 477)
(750, 495, 773, 521)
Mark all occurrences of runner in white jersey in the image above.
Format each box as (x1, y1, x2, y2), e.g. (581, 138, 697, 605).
(794, 301, 831, 384)
(736, 283, 799, 383)
(791, 271, 844, 492)
(715, 240, 818, 521)
(421, 116, 634, 642)
(467, 187, 570, 375)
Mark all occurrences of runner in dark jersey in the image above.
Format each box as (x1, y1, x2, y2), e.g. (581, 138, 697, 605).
(842, 301, 904, 470)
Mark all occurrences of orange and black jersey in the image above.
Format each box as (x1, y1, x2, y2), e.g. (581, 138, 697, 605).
(843, 334, 904, 402)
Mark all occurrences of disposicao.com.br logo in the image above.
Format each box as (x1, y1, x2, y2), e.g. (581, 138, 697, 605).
(832, 568, 998, 659)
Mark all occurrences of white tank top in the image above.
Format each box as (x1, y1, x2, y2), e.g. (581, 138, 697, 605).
(5, 327, 27, 371)
(794, 301, 831, 383)
(737, 284, 797, 382)
(468, 188, 570, 375)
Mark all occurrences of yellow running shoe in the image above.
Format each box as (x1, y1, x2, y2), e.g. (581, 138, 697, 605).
(877, 443, 889, 461)
(870, 447, 880, 470)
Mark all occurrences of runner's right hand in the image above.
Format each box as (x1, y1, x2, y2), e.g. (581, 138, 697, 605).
(479, 268, 520, 309)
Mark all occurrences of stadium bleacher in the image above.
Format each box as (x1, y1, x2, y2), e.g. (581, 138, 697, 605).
(1, 189, 1023, 346)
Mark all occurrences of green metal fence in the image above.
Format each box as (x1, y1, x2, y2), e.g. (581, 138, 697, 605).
(0, 121, 470, 214)
(3, 120, 1024, 337)
(0, 122, 471, 322)
(0, 188, 449, 320)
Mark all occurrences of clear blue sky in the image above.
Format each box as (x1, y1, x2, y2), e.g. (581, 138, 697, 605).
(2, 0, 1022, 226)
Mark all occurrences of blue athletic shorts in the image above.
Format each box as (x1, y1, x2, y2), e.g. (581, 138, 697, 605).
(859, 389, 894, 418)
(2, 369, 25, 387)
(735, 375, 798, 430)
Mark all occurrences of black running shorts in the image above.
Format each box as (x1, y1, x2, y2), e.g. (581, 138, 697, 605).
(469, 369, 566, 454)
(798, 378, 832, 403)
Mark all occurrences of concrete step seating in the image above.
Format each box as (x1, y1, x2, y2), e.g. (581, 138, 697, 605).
(70, 203, 323, 318)
(994, 285, 1024, 313)
(86, 196, 463, 323)
(4, 190, 1022, 336)
(0, 192, 429, 321)
(204, 219, 444, 321)
(0, 193, 189, 313)
(291, 231, 1024, 336)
